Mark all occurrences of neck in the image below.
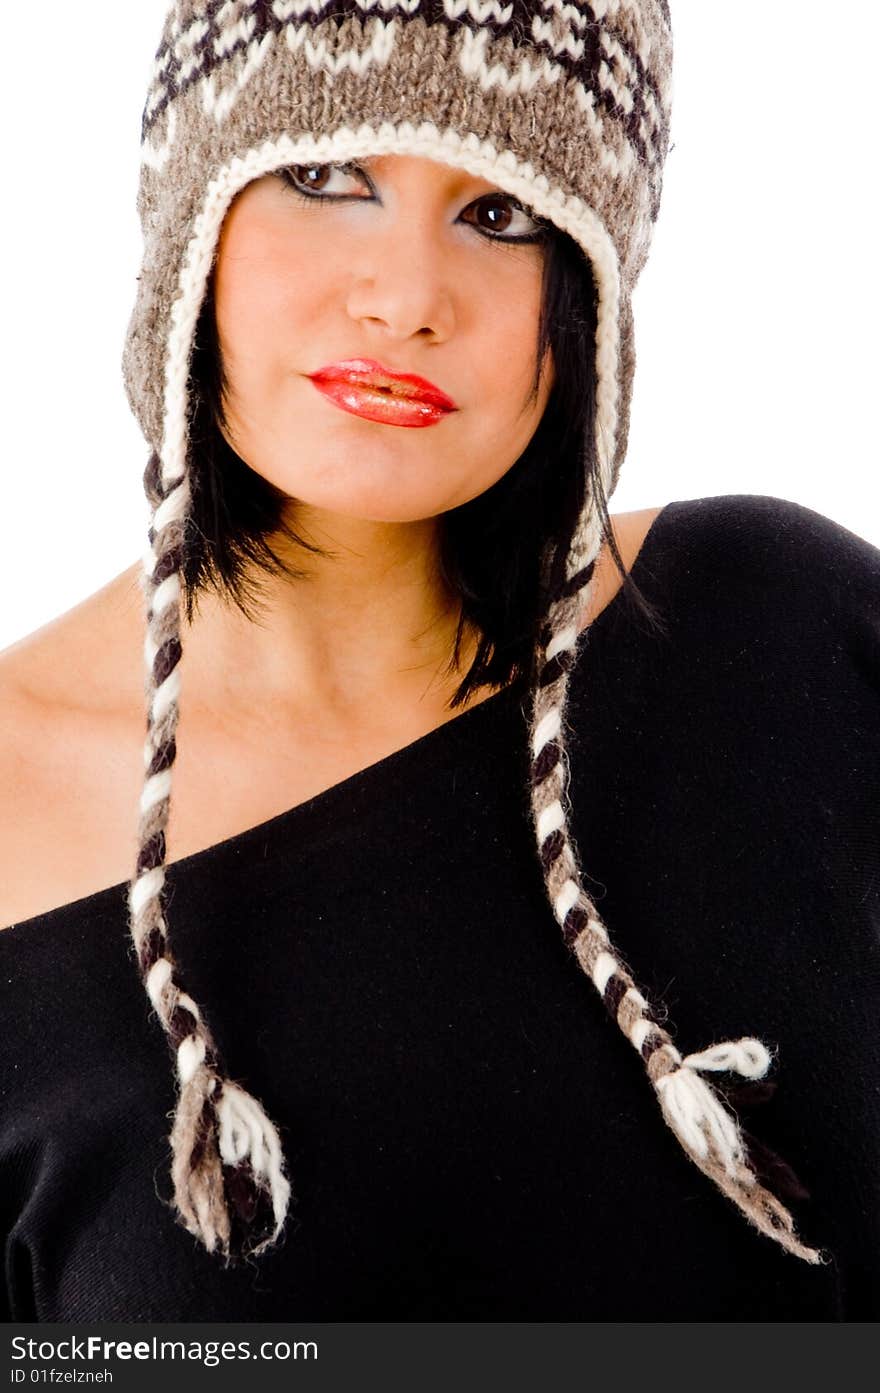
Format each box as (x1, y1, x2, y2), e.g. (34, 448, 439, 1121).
(177, 511, 478, 726)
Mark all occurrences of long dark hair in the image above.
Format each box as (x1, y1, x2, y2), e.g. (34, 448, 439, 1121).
(178, 219, 666, 709)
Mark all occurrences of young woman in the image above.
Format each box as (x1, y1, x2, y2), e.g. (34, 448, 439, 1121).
(0, 1, 877, 1321)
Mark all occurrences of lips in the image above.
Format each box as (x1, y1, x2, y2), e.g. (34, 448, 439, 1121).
(308, 359, 458, 411)
(307, 357, 458, 429)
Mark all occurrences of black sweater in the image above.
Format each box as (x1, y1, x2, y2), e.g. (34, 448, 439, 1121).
(1, 494, 878, 1322)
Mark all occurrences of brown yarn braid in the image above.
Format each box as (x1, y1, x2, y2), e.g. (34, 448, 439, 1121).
(129, 451, 291, 1261)
(526, 524, 824, 1263)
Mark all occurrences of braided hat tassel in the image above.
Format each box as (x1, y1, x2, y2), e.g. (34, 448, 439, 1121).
(128, 453, 292, 1261)
(529, 517, 827, 1266)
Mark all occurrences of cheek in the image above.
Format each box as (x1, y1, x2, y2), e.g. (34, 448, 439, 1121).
(214, 218, 321, 387)
(478, 269, 546, 391)
(215, 275, 276, 390)
(482, 291, 552, 424)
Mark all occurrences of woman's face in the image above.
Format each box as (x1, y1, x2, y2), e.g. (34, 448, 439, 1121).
(212, 153, 555, 525)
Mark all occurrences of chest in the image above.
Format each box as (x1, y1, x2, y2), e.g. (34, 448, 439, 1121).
(1, 688, 498, 928)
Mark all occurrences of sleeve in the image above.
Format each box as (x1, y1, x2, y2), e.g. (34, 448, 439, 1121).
(773, 496, 880, 1317)
(633, 492, 880, 1315)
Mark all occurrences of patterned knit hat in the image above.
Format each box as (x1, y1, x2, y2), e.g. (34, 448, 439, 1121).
(122, 0, 824, 1268)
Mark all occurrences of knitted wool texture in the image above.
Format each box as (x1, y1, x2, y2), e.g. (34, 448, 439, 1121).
(122, 0, 825, 1268)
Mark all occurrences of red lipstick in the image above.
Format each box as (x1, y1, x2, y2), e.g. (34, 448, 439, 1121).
(307, 358, 458, 428)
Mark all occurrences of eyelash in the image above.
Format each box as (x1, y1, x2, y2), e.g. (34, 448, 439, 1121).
(278, 162, 548, 245)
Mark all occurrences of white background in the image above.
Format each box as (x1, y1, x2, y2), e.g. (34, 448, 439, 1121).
(1, 2, 877, 651)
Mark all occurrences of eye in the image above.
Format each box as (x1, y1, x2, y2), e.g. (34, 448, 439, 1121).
(279, 162, 369, 199)
(278, 161, 548, 243)
(463, 192, 547, 243)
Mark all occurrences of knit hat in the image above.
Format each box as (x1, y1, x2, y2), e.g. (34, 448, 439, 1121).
(122, 0, 824, 1268)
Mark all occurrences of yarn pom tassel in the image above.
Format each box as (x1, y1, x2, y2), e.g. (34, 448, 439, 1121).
(652, 1038, 825, 1264)
(168, 1059, 291, 1263)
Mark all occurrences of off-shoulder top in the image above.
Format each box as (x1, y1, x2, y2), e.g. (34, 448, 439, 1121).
(2, 494, 878, 1321)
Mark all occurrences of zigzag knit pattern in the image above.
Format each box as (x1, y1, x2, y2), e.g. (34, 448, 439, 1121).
(141, 0, 670, 207)
(122, 0, 826, 1268)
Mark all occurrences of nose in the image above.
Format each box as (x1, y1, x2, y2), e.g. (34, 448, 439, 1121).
(344, 214, 456, 344)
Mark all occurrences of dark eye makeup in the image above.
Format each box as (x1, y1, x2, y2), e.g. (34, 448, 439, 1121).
(277, 161, 549, 245)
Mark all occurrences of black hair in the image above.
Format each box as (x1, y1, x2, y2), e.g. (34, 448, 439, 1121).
(181, 221, 667, 709)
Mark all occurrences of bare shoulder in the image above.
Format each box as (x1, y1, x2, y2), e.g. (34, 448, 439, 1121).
(0, 566, 146, 931)
(578, 505, 666, 633)
(0, 507, 668, 931)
